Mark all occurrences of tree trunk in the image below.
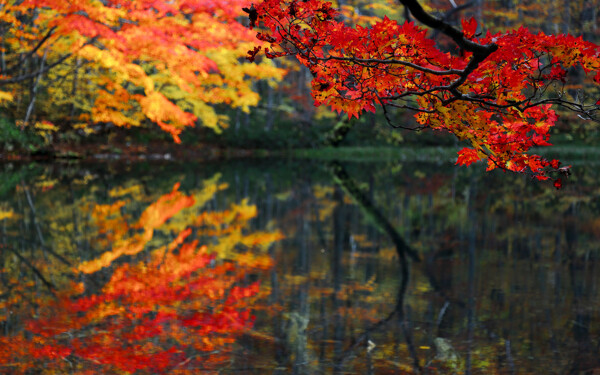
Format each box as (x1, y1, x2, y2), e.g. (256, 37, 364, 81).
(24, 50, 47, 127)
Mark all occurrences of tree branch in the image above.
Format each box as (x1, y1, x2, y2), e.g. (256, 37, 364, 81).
(0, 53, 72, 86)
(0, 38, 96, 87)
(2, 27, 57, 75)
(398, 0, 496, 56)
(399, 0, 498, 96)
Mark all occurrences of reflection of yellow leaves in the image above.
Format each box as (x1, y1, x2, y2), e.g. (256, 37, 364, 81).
(209, 228, 283, 259)
(313, 185, 337, 219)
(313, 185, 333, 199)
(284, 274, 309, 286)
(108, 184, 143, 198)
(245, 232, 285, 250)
(414, 281, 432, 294)
(72, 173, 96, 185)
(34, 178, 58, 191)
(92, 200, 126, 220)
(79, 231, 153, 274)
(235, 253, 273, 269)
(0, 91, 13, 103)
(79, 173, 268, 276)
(80, 183, 195, 273)
(161, 173, 228, 233)
(0, 208, 14, 221)
(379, 247, 398, 261)
(318, 200, 337, 220)
(274, 191, 292, 201)
(231, 199, 258, 221)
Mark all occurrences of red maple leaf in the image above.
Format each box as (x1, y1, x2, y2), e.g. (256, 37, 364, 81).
(456, 148, 481, 167)
(553, 178, 563, 190)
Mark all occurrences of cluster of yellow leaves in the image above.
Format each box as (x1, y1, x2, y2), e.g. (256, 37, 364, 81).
(0, 0, 286, 140)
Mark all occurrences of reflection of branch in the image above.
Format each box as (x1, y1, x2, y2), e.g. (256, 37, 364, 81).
(333, 218, 423, 372)
(330, 161, 420, 262)
(330, 161, 422, 372)
(5, 244, 56, 293)
(22, 184, 72, 267)
(335, 247, 408, 353)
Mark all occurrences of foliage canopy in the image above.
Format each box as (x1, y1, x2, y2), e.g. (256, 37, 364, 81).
(247, 0, 600, 184)
(0, 0, 285, 141)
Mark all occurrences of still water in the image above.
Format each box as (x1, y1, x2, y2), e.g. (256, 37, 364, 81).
(0, 156, 599, 374)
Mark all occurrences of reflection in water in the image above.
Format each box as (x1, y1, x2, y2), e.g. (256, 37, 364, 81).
(0, 160, 599, 374)
(0, 173, 280, 373)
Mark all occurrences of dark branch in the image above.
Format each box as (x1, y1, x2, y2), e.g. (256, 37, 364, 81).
(399, 0, 498, 96)
(5, 245, 56, 293)
(0, 53, 72, 86)
(398, 0, 496, 57)
(0, 38, 96, 87)
(319, 55, 463, 76)
(2, 27, 57, 75)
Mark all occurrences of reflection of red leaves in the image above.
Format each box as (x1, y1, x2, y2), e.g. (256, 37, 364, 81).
(32, 345, 72, 359)
(70, 340, 181, 373)
(3, 182, 282, 373)
(23, 239, 263, 372)
(122, 321, 164, 341)
(228, 282, 261, 303)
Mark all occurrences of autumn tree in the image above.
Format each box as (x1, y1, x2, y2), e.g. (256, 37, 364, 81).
(0, 0, 285, 142)
(246, 0, 600, 185)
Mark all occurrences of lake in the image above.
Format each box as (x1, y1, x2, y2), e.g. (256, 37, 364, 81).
(0, 153, 599, 374)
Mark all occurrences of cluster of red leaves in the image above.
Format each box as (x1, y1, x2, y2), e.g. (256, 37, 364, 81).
(248, 0, 600, 182)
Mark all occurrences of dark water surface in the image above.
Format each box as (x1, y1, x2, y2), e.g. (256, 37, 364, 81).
(0, 157, 599, 374)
